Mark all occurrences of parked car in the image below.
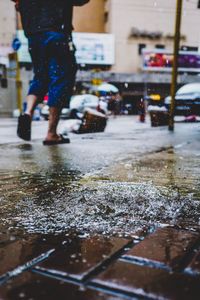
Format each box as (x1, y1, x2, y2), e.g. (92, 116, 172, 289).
(41, 94, 108, 120)
(41, 105, 70, 120)
(70, 94, 108, 115)
(164, 83, 200, 116)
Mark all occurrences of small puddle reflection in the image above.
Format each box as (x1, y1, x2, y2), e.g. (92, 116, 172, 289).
(0, 229, 129, 286)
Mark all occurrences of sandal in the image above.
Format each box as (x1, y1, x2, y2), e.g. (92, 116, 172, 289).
(43, 134, 70, 145)
(17, 114, 31, 141)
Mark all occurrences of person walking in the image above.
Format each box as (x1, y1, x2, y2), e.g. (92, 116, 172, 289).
(12, 0, 89, 145)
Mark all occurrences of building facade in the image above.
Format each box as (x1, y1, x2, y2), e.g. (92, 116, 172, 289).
(1, 0, 200, 75)
(1, 0, 200, 116)
(73, 0, 105, 33)
(105, 0, 200, 73)
(0, 0, 16, 51)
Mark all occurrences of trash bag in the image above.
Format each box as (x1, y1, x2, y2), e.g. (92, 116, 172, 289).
(77, 108, 107, 134)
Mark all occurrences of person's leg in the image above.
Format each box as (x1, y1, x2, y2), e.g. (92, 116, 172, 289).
(26, 35, 48, 117)
(42, 105, 70, 145)
(17, 34, 48, 141)
(43, 32, 77, 142)
(25, 94, 38, 117)
(17, 93, 44, 141)
(46, 106, 61, 141)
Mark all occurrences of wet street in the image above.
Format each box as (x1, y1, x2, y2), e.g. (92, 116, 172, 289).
(0, 116, 200, 299)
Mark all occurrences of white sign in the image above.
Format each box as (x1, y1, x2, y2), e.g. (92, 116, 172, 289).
(17, 30, 31, 63)
(72, 32, 115, 65)
(16, 30, 115, 66)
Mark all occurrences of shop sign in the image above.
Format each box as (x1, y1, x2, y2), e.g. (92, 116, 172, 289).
(142, 49, 200, 72)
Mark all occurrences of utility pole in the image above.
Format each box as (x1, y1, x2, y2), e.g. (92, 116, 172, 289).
(16, 53, 22, 113)
(15, 9, 22, 113)
(168, 0, 183, 131)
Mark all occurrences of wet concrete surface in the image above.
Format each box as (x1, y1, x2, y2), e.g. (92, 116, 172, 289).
(92, 259, 200, 300)
(123, 227, 199, 271)
(0, 272, 123, 300)
(37, 235, 130, 281)
(0, 116, 200, 299)
(0, 116, 199, 236)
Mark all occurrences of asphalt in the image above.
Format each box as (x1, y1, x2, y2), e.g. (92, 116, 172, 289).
(0, 115, 200, 299)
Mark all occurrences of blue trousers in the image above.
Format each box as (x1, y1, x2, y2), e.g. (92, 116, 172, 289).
(28, 31, 77, 108)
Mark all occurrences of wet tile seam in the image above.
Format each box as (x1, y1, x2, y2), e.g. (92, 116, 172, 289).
(175, 236, 200, 273)
(184, 267, 200, 277)
(82, 239, 135, 283)
(121, 230, 200, 275)
(31, 267, 82, 285)
(31, 229, 152, 287)
(0, 230, 149, 289)
(0, 248, 55, 286)
(27, 231, 152, 283)
(83, 226, 156, 286)
(90, 283, 144, 300)
(32, 268, 140, 300)
(87, 281, 151, 300)
(119, 257, 171, 272)
(33, 239, 135, 285)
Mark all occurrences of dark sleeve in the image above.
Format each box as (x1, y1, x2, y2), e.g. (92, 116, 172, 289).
(72, 0, 90, 6)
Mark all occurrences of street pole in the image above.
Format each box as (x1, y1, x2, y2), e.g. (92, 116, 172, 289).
(15, 10, 22, 113)
(16, 53, 22, 113)
(169, 0, 183, 131)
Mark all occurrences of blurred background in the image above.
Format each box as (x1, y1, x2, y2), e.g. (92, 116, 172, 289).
(1, 0, 200, 121)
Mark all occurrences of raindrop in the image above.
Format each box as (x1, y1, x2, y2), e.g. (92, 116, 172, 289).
(19, 293, 26, 298)
(70, 254, 76, 258)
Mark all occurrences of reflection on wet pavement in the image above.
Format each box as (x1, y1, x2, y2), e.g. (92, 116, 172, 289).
(92, 259, 200, 300)
(0, 232, 130, 283)
(0, 272, 123, 300)
(122, 227, 199, 271)
(0, 231, 133, 299)
(1, 226, 200, 300)
(0, 233, 69, 277)
(37, 235, 130, 281)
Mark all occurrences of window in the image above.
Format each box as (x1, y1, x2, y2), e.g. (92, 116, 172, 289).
(180, 46, 198, 52)
(155, 44, 165, 49)
(138, 43, 146, 55)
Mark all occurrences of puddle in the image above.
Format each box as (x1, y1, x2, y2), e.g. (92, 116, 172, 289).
(0, 139, 199, 239)
(1, 177, 199, 236)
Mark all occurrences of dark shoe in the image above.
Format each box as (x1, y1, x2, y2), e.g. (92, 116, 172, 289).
(17, 114, 31, 141)
(43, 134, 70, 146)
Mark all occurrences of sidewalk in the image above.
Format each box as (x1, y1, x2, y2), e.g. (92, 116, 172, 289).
(0, 226, 200, 299)
(0, 116, 200, 299)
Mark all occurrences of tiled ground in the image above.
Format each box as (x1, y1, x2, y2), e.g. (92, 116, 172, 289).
(0, 227, 200, 299)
